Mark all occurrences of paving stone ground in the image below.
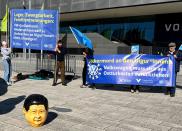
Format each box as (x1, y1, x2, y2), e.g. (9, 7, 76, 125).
(0, 71, 182, 131)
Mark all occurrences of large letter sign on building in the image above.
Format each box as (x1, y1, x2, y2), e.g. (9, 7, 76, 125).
(87, 54, 175, 87)
(10, 9, 58, 51)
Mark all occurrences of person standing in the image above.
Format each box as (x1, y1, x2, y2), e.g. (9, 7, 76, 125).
(80, 48, 94, 88)
(80, 48, 89, 88)
(1, 41, 12, 86)
(130, 45, 140, 93)
(166, 42, 182, 97)
(52, 40, 67, 86)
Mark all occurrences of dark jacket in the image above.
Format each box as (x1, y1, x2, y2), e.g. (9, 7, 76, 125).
(167, 50, 182, 72)
(83, 48, 94, 65)
(57, 47, 66, 61)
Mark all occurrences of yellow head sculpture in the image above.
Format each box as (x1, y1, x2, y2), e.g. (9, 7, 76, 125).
(23, 94, 48, 127)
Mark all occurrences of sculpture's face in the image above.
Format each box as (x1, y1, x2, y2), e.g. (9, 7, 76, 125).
(23, 105, 48, 127)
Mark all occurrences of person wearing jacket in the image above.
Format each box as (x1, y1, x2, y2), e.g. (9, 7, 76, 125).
(80, 48, 94, 88)
(1, 41, 12, 86)
(52, 40, 67, 86)
(166, 42, 182, 97)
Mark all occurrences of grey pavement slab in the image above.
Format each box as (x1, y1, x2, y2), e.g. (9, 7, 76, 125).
(0, 71, 182, 130)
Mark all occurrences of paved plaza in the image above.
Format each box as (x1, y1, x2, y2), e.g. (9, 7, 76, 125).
(0, 71, 182, 131)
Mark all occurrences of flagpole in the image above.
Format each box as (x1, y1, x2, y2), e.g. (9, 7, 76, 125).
(52, 6, 59, 86)
(6, 0, 9, 44)
(6, 6, 8, 44)
(40, 0, 45, 69)
(23, 0, 26, 59)
(28, 0, 31, 62)
(1, 0, 8, 41)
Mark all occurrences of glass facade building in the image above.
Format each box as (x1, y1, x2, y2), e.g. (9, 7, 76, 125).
(60, 17, 155, 46)
(1, 0, 182, 53)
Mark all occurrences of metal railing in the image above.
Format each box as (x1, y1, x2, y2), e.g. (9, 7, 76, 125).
(0, 53, 84, 76)
(0, 46, 170, 76)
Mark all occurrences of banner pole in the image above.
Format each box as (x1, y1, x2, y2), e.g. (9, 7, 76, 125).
(52, 10, 59, 86)
(6, 0, 9, 44)
(28, 0, 31, 62)
(40, 0, 45, 69)
(41, 49, 43, 69)
(52, 54, 57, 85)
(22, 0, 26, 59)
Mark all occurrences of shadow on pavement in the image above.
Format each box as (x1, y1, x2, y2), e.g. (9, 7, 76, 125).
(65, 75, 80, 84)
(139, 86, 164, 93)
(50, 107, 72, 113)
(44, 112, 58, 125)
(55, 75, 81, 86)
(0, 78, 8, 96)
(0, 95, 26, 115)
(93, 84, 130, 92)
(176, 85, 182, 89)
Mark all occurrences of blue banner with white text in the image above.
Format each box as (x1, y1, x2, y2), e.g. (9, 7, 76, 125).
(86, 54, 175, 87)
(10, 9, 58, 51)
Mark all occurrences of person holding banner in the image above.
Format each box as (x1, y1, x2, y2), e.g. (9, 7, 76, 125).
(1, 41, 12, 86)
(80, 48, 88, 88)
(80, 48, 94, 88)
(166, 42, 182, 97)
(52, 40, 67, 86)
(130, 44, 140, 93)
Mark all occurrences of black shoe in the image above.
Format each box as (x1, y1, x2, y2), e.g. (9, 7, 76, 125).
(165, 91, 170, 95)
(130, 89, 134, 93)
(91, 86, 96, 90)
(7, 82, 12, 86)
(52, 83, 56, 86)
(135, 89, 139, 94)
(170, 93, 175, 97)
(62, 82, 67, 86)
(80, 85, 87, 88)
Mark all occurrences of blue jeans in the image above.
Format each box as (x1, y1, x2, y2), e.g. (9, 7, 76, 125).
(171, 73, 177, 94)
(2, 59, 12, 83)
(167, 72, 177, 94)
